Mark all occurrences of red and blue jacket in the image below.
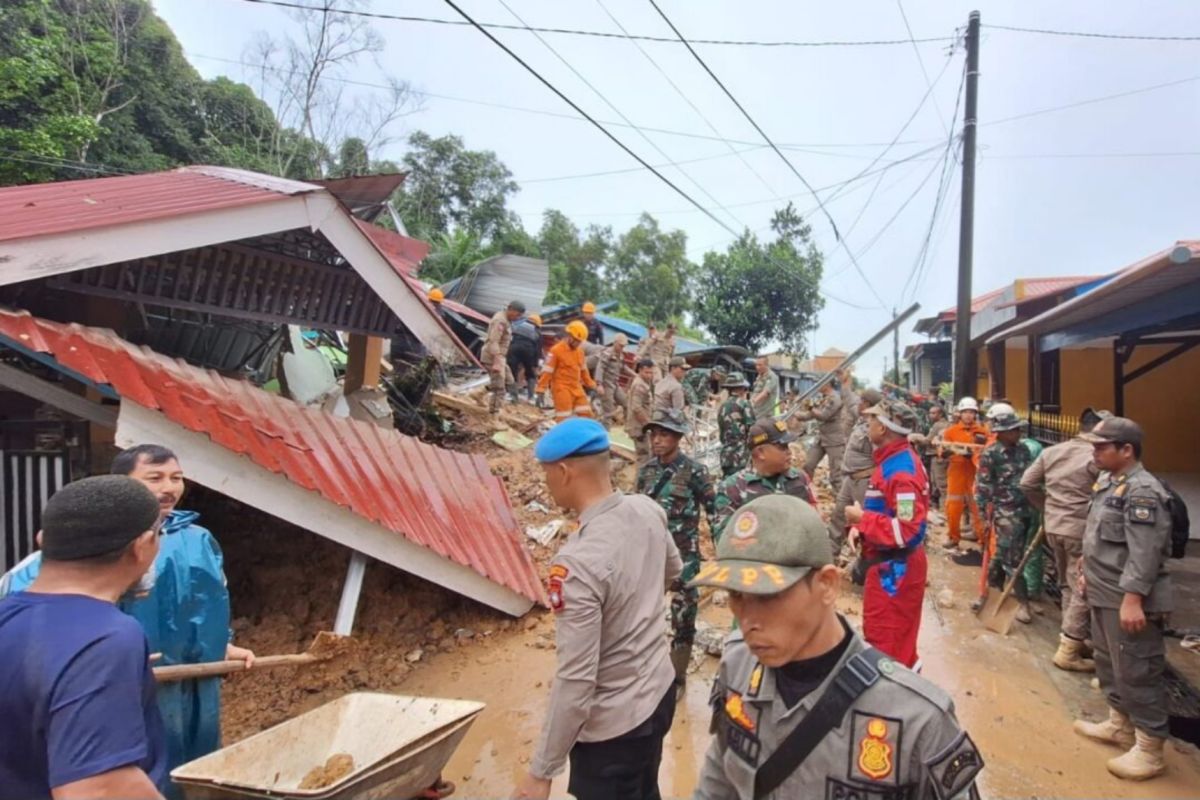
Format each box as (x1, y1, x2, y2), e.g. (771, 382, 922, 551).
(859, 439, 930, 594)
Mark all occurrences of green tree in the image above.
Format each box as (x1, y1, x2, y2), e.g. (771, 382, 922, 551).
(607, 213, 694, 325)
(537, 209, 611, 305)
(694, 203, 825, 354)
(332, 137, 370, 177)
(420, 228, 489, 285)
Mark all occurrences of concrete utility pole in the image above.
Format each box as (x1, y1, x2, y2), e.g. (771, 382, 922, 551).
(953, 10, 981, 400)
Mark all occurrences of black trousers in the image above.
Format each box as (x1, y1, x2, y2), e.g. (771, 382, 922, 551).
(567, 686, 677, 800)
(507, 338, 540, 384)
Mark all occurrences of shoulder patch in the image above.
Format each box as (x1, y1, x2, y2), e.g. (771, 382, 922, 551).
(924, 731, 983, 800)
(1128, 496, 1157, 525)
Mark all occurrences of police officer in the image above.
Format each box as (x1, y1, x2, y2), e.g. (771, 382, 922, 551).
(516, 418, 682, 800)
(1072, 416, 1173, 781)
(793, 380, 847, 490)
(655, 356, 688, 412)
(692, 494, 984, 799)
(637, 408, 717, 693)
(624, 359, 656, 464)
(829, 388, 881, 550)
(718, 375, 756, 478)
(594, 333, 634, 423)
(483, 300, 523, 414)
(713, 418, 816, 543)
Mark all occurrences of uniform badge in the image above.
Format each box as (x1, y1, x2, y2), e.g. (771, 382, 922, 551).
(723, 691, 761, 766)
(896, 493, 916, 522)
(748, 664, 764, 697)
(733, 511, 759, 540)
(725, 692, 755, 732)
(547, 565, 568, 612)
(924, 731, 983, 800)
(858, 718, 894, 780)
(1129, 497, 1157, 525)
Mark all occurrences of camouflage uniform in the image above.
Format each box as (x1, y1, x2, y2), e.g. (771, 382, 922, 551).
(717, 396, 755, 478)
(683, 368, 724, 407)
(975, 438, 1036, 600)
(713, 467, 815, 544)
(636, 453, 716, 648)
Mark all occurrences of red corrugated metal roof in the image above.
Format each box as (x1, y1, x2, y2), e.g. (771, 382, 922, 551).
(0, 167, 314, 243)
(0, 309, 544, 605)
(354, 219, 430, 275)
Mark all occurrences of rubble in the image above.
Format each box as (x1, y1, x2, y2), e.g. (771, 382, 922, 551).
(695, 622, 729, 657)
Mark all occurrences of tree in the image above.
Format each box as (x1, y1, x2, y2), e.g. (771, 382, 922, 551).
(538, 209, 611, 305)
(420, 228, 488, 285)
(607, 213, 694, 325)
(693, 203, 825, 354)
(393, 131, 519, 243)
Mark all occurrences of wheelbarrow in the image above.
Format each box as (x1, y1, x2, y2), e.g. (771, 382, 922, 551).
(171, 692, 484, 800)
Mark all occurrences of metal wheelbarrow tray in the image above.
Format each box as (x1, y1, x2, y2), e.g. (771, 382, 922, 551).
(171, 692, 484, 800)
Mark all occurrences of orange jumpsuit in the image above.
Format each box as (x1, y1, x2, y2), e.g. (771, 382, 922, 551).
(941, 420, 988, 544)
(537, 339, 596, 420)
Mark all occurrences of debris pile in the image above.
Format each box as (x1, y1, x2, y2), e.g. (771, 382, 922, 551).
(299, 753, 356, 790)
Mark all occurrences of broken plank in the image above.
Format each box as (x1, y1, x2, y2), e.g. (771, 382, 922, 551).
(432, 390, 488, 417)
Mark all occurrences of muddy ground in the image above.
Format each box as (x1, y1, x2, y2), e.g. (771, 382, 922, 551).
(201, 407, 1200, 798)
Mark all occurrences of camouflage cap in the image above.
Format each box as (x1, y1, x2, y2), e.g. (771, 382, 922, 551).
(689, 495, 832, 595)
(723, 374, 750, 389)
(989, 412, 1026, 433)
(646, 407, 689, 436)
(862, 399, 917, 435)
(748, 417, 796, 447)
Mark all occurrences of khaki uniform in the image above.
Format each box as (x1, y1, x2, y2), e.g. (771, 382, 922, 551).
(696, 624, 983, 799)
(531, 492, 682, 779)
(625, 376, 654, 463)
(797, 391, 846, 488)
(594, 346, 631, 423)
(1083, 464, 1173, 737)
(646, 333, 675, 379)
(750, 370, 779, 419)
(480, 310, 513, 412)
(654, 373, 686, 413)
(926, 419, 950, 510)
(830, 418, 874, 545)
(840, 385, 860, 437)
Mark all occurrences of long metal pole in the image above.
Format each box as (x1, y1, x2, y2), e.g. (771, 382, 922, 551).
(953, 11, 981, 400)
(892, 307, 900, 386)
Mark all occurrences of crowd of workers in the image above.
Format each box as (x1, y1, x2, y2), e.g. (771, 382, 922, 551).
(0, 296, 1182, 799)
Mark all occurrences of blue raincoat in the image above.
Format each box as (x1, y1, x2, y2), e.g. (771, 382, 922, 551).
(1, 511, 231, 789)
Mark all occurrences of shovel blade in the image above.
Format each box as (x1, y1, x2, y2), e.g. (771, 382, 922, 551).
(979, 589, 1021, 635)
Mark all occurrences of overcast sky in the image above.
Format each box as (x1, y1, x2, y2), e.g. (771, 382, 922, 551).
(158, 0, 1200, 380)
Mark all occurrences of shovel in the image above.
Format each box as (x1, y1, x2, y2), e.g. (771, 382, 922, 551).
(153, 631, 349, 683)
(978, 525, 1045, 635)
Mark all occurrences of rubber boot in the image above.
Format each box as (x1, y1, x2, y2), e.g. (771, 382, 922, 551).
(488, 391, 501, 414)
(1106, 729, 1167, 781)
(670, 644, 693, 698)
(1073, 707, 1135, 749)
(1053, 634, 1096, 672)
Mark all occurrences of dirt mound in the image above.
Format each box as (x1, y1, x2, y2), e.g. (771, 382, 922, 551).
(298, 753, 355, 790)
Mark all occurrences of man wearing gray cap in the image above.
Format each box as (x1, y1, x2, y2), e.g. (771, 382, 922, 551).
(830, 387, 882, 550)
(483, 300, 524, 414)
(692, 494, 982, 799)
(594, 333, 634, 424)
(1073, 416, 1174, 781)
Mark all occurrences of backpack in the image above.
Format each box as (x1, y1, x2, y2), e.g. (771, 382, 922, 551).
(1156, 477, 1191, 558)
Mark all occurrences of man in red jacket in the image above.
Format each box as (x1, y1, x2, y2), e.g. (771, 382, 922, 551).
(845, 399, 930, 669)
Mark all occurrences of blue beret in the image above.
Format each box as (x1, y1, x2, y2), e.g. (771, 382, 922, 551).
(534, 418, 610, 462)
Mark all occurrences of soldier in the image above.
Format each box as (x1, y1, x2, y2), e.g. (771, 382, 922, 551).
(749, 356, 779, 419)
(594, 333, 634, 424)
(636, 409, 716, 694)
(654, 356, 688, 412)
(1073, 417, 1173, 781)
(713, 418, 816, 543)
(624, 359, 656, 463)
(793, 380, 847, 490)
(1021, 408, 1109, 673)
(580, 301, 604, 345)
(718, 375, 755, 478)
(482, 300, 523, 413)
(516, 419, 681, 800)
(973, 411, 1035, 620)
(683, 365, 725, 407)
(692, 495, 984, 799)
(845, 400, 930, 669)
(829, 388, 881, 550)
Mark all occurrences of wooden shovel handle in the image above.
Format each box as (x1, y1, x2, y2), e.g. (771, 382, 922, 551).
(993, 526, 1046, 608)
(153, 653, 316, 683)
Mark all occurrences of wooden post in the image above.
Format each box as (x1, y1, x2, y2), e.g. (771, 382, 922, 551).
(344, 334, 384, 395)
(1113, 340, 1126, 417)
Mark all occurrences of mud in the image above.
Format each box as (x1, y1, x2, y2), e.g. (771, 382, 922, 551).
(298, 753, 354, 790)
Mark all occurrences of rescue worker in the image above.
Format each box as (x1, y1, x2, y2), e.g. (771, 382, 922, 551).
(713, 418, 817, 542)
(1, 445, 255, 788)
(482, 300, 523, 414)
(941, 397, 987, 551)
(750, 356, 779, 419)
(924, 404, 950, 514)
(838, 367, 859, 437)
(1021, 408, 1109, 672)
(718, 375, 755, 478)
(692, 494, 984, 799)
(507, 312, 543, 403)
(793, 380, 846, 490)
(636, 408, 716, 694)
(516, 419, 681, 800)
(845, 400, 930, 669)
(428, 286, 445, 307)
(654, 356, 688, 412)
(973, 412, 1036, 620)
(829, 388, 882, 550)
(580, 301, 604, 345)
(635, 322, 657, 364)
(647, 322, 677, 379)
(536, 320, 596, 421)
(594, 333, 634, 424)
(1073, 417, 1173, 781)
(624, 359, 656, 463)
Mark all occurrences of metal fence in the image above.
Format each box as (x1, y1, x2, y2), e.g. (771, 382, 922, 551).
(1029, 406, 1080, 446)
(1, 450, 70, 572)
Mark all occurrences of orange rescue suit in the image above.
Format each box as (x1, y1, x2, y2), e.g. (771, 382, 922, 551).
(537, 339, 596, 419)
(941, 420, 987, 545)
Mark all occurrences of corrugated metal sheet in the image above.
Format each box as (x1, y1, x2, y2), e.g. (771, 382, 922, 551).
(0, 167, 316, 243)
(0, 309, 544, 605)
(354, 219, 430, 275)
(440, 255, 549, 317)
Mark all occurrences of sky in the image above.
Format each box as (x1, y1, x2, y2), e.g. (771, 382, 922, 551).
(156, 0, 1200, 380)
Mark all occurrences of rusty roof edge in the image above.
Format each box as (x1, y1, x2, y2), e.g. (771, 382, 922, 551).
(182, 166, 322, 196)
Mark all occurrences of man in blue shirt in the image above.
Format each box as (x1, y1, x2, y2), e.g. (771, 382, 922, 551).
(0, 475, 168, 799)
(1, 444, 254, 787)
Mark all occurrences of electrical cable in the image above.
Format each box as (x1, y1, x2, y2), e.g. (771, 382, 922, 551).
(985, 23, 1200, 43)
(896, 0, 951, 139)
(985, 74, 1200, 127)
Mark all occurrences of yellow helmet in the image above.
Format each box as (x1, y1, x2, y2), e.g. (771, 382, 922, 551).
(582, 301, 596, 314)
(428, 287, 445, 303)
(529, 314, 543, 326)
(566, 320, 589, 341)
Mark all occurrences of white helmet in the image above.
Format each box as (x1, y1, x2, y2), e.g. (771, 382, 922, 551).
(956, 397, 979, 412)
(986, 402, 1015, 419)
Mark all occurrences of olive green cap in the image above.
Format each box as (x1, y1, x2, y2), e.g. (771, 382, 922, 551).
(689, 494, 832, 595)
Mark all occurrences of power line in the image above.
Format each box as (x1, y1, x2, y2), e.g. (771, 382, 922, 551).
(232, 0, 955, 47)
(436, 0, 873, 309)
(0, 150, 135, 177)
(985, 23, 1200, 43)
(984, 74, 1200, 126)
(896, 0, 951, 139)
(522, 144, 768, 183)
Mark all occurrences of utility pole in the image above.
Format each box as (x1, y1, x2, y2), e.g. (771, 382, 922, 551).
(892, 307, 900, 387)
(953, 10, 981, 400)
